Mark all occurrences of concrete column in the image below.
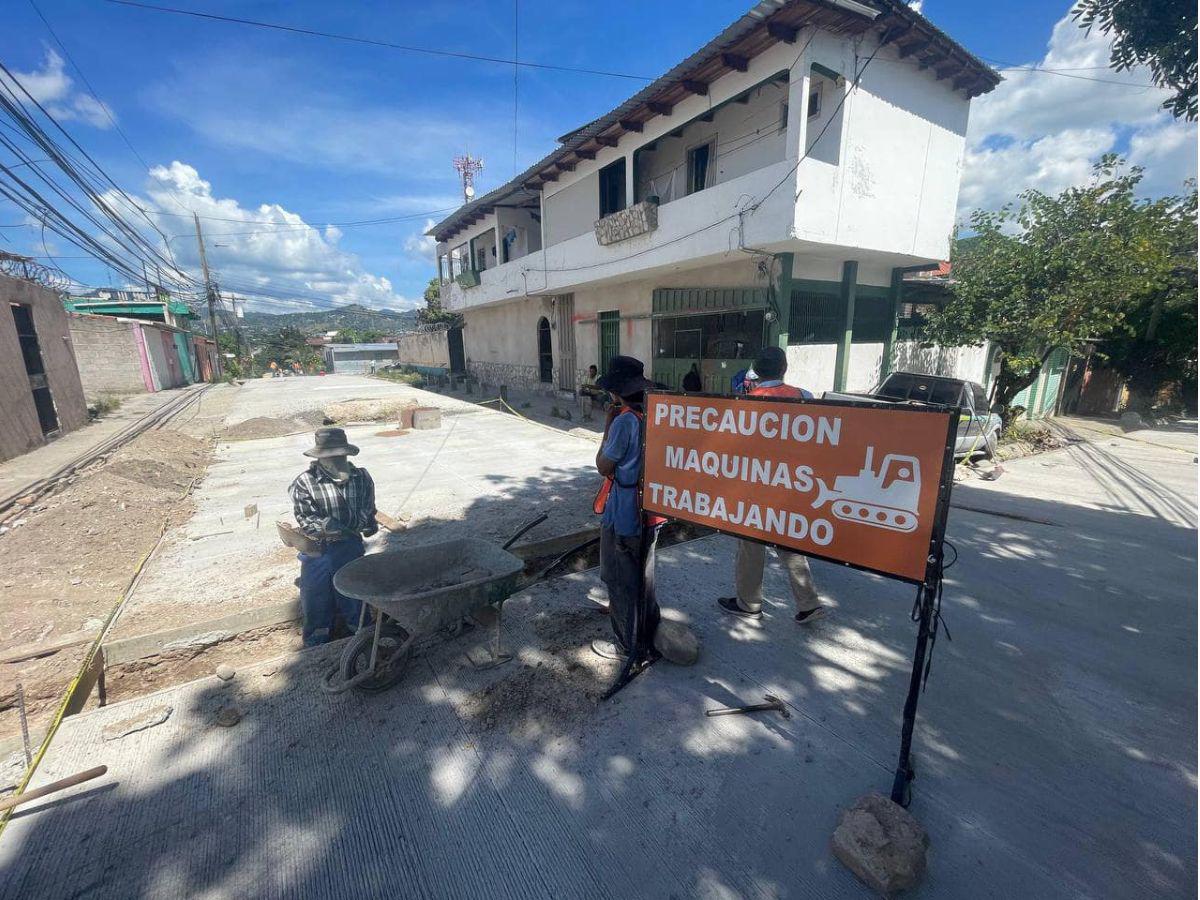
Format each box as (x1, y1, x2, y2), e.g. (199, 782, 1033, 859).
(771, 252, 795, 350)
(624, 152, 635, 209)
(880, 266, 904, 379)
(785, 37, 813, 160)
(833, 260, 857, 392)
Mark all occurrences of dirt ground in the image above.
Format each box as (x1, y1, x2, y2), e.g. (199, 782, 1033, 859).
(0, 429, 212, 742)
(221, 412, 327, 441)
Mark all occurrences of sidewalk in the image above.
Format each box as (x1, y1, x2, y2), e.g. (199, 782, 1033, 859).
(1052, 414, 1198, 454)
(0, 389, 190, 502)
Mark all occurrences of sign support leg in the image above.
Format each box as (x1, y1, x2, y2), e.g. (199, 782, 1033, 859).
(890, 582, 934, 806)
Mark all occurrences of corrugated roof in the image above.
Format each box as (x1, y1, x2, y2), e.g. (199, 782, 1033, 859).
(428, 0, 999, 244)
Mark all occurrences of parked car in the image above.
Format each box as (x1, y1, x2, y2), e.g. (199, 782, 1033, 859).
(825, 371, 1001, 459)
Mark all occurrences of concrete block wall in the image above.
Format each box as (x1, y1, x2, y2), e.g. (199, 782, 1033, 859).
(0, 275, 89, 462)
(67, 313, 147, 400)
(394, 331, 451, 372)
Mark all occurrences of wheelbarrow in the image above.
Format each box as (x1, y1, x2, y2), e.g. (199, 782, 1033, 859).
(321, 516, 545, 694)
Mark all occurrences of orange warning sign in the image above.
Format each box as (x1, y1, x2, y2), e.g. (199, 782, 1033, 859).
(641, 392, 956, 583)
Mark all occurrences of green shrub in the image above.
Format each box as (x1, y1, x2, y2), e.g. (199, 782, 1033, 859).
(376, 366, 426, 388)
(89, 394, 123, 419)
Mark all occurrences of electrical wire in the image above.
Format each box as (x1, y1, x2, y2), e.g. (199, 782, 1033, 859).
(158, 206, 458, 238)
(103, 0, 655, 82)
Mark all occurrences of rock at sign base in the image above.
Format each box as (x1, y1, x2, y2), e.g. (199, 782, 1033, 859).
(215, 706, 242, 727)
(831, 793, 929, 896)
(653, 620, 700, 666)
(215, 664, 236, 681)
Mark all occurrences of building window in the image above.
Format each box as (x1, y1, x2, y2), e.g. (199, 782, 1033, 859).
(598, 310, 621, 376)
(686, 140, 714, 195)
(851, 295, 893, 343)
(779, 100, 789, 133)
(807, 84, 822, 119)
(598, 158, 627, 218)
(788, 290, 843, 344)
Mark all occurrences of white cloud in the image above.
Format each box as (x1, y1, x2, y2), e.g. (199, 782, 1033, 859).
(3, 48, 115, 129)
(960, 8, 1196, 215)
(105, 161, 417, 313)
(403, 219, 438, 263)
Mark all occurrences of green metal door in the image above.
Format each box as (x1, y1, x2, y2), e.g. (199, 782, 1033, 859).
(598, 310, 620, 377)
(1038, 348, 1068, 417)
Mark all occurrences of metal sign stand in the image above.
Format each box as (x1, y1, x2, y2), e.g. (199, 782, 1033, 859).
(891, 416, 957, 807)
(890, 581, 937, 806)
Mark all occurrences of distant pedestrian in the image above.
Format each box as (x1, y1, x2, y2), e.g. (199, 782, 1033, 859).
(592, 356, 664, 660)
(681, 363, 703, 392)
(717, 347, 825, 624)
(580, 364, 605, 420)
(289, 427, 378, 646)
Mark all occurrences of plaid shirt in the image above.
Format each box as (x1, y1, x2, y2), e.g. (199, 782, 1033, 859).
(289, 462, 377, 539)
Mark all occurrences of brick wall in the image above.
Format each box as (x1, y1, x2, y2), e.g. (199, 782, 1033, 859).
(67, 313, 148, 400)
(0, 275, 90, 462)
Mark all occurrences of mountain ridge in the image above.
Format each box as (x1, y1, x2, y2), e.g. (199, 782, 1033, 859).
(240, 303, 418, 337)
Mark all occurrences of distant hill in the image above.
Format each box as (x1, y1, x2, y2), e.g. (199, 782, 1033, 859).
(240, 303, 419, 338)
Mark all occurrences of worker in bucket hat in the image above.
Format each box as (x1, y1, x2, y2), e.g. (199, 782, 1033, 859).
(591, 356, 664, 662)
(288, 427, 378, 645)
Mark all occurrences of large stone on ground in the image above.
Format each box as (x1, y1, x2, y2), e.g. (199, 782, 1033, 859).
(653, 620, 699, 666)
(831, 792, 929, 896)
(412, 407, 442, 430)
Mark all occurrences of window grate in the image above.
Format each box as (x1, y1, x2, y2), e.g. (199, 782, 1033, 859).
(851, 295, 892, 343)
(788, 291, 842, 344)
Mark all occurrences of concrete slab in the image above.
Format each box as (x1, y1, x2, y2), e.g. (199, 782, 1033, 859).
(3, 434, 1194, 898)
(109, 377, 600, 639)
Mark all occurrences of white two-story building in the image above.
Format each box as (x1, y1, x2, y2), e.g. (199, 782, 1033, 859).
(427, 0, 999, 397)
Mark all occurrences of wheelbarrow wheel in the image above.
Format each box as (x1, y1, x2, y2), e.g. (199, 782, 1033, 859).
(339, 621, 412, 693)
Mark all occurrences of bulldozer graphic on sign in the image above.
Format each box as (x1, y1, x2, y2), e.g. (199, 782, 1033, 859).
(811, 446, 921, 533)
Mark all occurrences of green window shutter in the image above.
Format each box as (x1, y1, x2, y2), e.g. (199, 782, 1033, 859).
(598, 310, 621, 375)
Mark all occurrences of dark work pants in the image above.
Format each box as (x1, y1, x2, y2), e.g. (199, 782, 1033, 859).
(600, 524, 661, 654)
(298, 535, 365, 646)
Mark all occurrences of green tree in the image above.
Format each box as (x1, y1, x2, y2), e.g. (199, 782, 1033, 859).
(216, 331, 243, 378)
(1090, 184, 1197, 411)
(337, 327, 386, 343)
(260, 326, 322, 373)
(926, 157, 1180, 424)
(1072, 0, 1197, 120)
(417, 277, 459, 326)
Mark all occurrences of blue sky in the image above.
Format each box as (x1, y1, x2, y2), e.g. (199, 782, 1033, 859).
(0, 0, 1194, 311)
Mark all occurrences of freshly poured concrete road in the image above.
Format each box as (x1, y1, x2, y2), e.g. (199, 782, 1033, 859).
(109, 376, 600, 637)
(2, 423, 1195, 898)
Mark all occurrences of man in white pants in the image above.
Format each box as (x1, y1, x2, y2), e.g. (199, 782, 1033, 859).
(716, 347, 826, 625)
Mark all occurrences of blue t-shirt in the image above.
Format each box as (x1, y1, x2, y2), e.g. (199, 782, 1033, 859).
(601, 410, 642, 537)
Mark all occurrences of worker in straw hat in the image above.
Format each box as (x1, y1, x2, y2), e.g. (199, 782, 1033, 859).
(289, 427, 378, 646)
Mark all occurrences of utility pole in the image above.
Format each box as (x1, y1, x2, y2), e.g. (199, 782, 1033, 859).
(193, 212, 222, 378)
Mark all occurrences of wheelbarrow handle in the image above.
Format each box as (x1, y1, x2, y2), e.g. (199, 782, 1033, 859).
(502, 513, 549, 550)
